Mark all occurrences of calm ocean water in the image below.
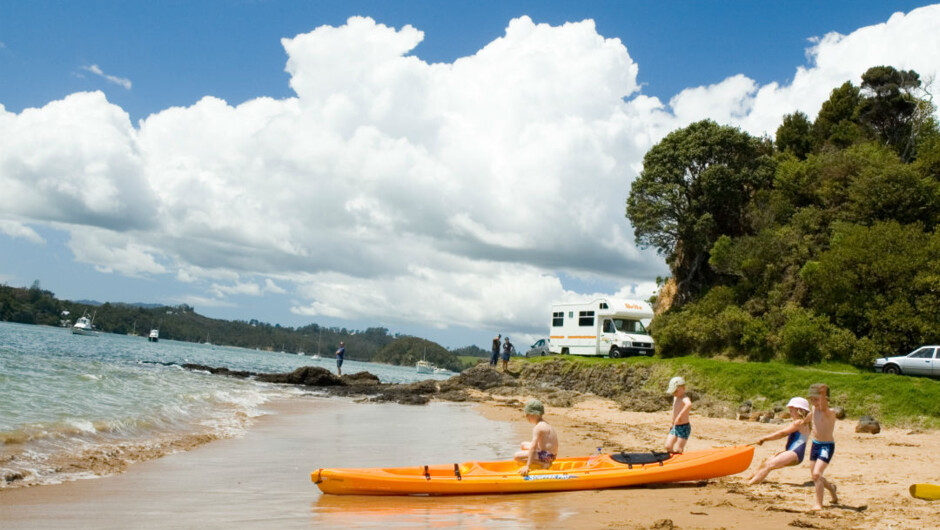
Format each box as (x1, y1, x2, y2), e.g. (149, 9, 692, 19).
(0, 321, 454, 488)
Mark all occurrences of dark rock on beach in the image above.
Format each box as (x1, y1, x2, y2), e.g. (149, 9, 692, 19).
(341, 371, 381, 386)
(256, 366, 345, 386)
(182, 364, 254, 378)
(441, 363, 518, 391)
(856, 415, 881, 434)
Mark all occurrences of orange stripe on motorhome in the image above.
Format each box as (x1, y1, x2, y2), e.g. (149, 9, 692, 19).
(549, 336, 564, 339)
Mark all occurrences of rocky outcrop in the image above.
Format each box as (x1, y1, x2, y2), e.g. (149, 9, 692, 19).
(182, 364, 254, 378)
(256, 366, 345, 386)
(856, 415, 881, 434)
(441, 364, 517, 391)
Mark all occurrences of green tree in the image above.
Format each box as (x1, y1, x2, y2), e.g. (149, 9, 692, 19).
(627, 120, 775, 303)
(775, 111, 814, 159)
(812, 82, 863, 149)
(858, 66, 923, 161)
(801, 221, 940, 355)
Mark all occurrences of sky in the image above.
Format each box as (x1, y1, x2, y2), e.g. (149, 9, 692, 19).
(2, 1, 940, 349)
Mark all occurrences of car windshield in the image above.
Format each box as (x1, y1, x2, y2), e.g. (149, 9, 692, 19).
(612, 319, 647, 334)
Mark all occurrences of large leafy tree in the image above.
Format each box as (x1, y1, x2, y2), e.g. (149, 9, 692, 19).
(627, 120, 774, 303)
(775, 111, 814, 160)
(801, 221, 940, 354)
(812, 82, 863, 149)
(858, 66, 923, 161)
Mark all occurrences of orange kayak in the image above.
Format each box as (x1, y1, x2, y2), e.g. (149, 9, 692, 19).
(313, 445, 754, 496)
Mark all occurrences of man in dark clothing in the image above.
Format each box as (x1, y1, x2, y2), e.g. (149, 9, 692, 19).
(490, 334, 501, 366)
(336, 341, 345, 376)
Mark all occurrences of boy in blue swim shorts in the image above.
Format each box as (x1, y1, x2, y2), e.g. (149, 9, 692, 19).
(807, 383, 839, 510)
(665, 376, 692, 454)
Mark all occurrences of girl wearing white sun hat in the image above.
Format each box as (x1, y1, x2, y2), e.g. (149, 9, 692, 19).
(746, 396, 812, 485)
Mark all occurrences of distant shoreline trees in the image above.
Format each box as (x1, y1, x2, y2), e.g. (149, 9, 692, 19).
(0, 283, 467, 368)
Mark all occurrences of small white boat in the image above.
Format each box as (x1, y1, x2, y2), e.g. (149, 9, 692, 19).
(311, 353, 322, 360)
(416, 360, 434, 374)
(71, 313, 97, 336)
(148, 329, 159, 342)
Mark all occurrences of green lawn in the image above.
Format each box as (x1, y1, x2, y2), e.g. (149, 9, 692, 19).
(522, 355, 940, 428)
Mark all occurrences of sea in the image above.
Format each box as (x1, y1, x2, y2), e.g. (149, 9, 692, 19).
(0, 321, 456, 489)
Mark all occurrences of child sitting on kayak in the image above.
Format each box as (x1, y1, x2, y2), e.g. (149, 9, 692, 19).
(665, 376, 692, 454)
(747, 397, 811, 485)
(515, 399, 559, 476)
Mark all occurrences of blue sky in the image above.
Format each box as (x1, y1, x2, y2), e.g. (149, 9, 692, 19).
(1, 1, 939, 348)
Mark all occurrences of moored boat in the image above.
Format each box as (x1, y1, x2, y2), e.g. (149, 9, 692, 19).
(313, 445, 754, 496)
(415, 360, 434, 374)
(148, 329, 159, 342)
(71, 314, 97, 336)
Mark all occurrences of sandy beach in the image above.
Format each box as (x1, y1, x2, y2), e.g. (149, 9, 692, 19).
(475, 392, 939, 529)
(1, 390, 937, 529)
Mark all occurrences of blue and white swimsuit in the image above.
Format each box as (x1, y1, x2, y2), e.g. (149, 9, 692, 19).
(785, 430, 808, 463)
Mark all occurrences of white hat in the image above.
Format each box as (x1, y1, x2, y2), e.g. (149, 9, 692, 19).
(667, 376, 685, 394)
(786, 397, 810, 412)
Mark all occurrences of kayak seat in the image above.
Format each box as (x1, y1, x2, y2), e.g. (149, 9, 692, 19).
(611, 451, 671, 468)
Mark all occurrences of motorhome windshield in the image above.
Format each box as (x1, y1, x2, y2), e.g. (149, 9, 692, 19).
(612, 318, 647, 335)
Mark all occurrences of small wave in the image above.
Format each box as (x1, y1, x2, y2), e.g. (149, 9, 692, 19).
(79, 374, 101, 381)
(1, 431, 228, 489)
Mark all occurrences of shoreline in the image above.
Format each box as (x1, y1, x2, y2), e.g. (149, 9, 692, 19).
(2, 382, 936, 529)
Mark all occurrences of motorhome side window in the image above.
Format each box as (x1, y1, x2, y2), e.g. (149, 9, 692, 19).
(603, 320, 614, 333)
(552, 312, 564, 327)
(599, 302, 608, 309)
(578, 311, 594, 326)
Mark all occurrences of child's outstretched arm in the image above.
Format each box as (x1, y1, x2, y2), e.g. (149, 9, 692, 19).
(754, 420, 800, 445)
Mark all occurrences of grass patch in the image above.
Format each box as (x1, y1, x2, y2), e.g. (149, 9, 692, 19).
(458, 355, 488, 369)
(519, 355, 940, 428)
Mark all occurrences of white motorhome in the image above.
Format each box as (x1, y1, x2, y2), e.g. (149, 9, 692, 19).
(548, 299, 655, 358)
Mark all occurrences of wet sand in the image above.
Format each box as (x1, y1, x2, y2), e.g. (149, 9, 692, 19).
(2, 393, 936, 529)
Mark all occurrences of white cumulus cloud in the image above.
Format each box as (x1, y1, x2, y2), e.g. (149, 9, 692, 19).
(2, 8, 940, 338)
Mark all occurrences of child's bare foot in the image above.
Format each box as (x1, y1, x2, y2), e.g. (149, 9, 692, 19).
(810, 504, 823, 511)
(827, 482, 838, 503)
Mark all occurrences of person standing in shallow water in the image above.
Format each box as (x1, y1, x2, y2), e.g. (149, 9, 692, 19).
(335, 342, 345, 376)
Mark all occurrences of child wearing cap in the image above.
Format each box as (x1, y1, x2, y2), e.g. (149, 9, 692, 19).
(665, 376, 692, 454)
(746, 397, 811, 485)
(514, 399, 559, 476)
(804, 383, 838, 510)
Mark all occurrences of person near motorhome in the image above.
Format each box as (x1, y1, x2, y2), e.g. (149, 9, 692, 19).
(515, 399, 559, 476)
(490, 334, 501, 367)
(501, 336, 514, 371)
(335, 342, 345, 376)
(747, 397, 812, 485)
(665, 376, 692, 454)
(805, 383, 839, 510)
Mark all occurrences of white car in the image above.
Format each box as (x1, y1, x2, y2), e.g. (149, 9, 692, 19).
(525, 338, 550, 358)
(874, 346, 940, 376)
